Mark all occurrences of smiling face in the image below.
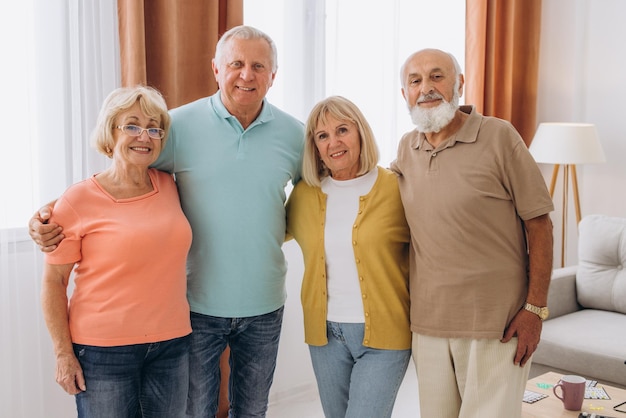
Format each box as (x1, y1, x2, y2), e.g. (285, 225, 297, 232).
(111, 101, 163, 168)
(401, 49, 461, 109)
(314, 114, 362, 181)
(212, 37, 276, 119)
(401, 49, 464, 133)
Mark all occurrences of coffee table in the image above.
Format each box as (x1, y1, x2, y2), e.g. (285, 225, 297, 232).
(522, 372, 626, 417)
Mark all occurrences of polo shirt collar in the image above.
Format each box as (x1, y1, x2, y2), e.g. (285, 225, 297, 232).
(211, 90, 275, 126)
(412, 105, 480, 150)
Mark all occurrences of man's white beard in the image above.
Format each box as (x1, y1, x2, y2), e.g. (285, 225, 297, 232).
(409, 90, 459, 133)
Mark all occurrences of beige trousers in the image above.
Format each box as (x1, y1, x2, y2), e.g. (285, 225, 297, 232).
(412, 333, 531, 418)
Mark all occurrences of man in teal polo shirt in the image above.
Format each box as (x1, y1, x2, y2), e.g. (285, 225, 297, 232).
(154, 25, 304, 418)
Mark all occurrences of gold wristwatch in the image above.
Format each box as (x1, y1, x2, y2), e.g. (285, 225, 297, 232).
(524, 302, 549, 320)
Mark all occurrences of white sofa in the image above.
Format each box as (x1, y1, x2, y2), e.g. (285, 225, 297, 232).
(530, 214, 626, 388)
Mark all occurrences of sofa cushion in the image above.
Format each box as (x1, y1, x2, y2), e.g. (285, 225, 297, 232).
(533, 309, 626, 386)
(576, 215, 626, 314)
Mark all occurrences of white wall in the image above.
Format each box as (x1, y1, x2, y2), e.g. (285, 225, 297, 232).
(536, 0, 626, 266)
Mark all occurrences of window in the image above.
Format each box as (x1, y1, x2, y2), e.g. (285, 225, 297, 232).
(0, 1, 37, 230)
(244, 0, 465, 166)
(0, 1, 118, 231)
(1, 5, 118, 415)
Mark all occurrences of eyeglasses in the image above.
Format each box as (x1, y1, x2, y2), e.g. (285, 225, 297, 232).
(116, 125, 165, 139)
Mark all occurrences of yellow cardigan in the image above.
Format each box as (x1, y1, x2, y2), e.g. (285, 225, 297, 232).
(285, 167, 411, 349)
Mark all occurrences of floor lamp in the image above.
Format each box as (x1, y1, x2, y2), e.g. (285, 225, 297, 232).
(529, 123, 606, 267)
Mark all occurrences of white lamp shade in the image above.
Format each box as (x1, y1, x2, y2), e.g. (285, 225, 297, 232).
(529, 122, 606, 164)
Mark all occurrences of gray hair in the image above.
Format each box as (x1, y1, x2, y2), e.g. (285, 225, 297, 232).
(215, 25, 278, 73)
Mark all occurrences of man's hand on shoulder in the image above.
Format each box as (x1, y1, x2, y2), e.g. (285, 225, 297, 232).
(29, 203, 63, 252)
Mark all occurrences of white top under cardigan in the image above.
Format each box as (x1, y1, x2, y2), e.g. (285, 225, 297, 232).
(321, 168, 378, 323)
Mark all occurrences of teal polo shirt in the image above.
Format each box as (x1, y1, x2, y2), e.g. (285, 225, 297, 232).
(153, 92, 304, 317)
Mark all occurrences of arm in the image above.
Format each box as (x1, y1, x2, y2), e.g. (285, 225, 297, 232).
(29, 200, 63, 252)
(524, 213, 554, 308)
(501, 213, 554, 366)
(41, 262, 86, 394)
(284, 191, 296, 243)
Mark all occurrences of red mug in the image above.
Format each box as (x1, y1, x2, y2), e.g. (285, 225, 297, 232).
(553, 375, 586, 411)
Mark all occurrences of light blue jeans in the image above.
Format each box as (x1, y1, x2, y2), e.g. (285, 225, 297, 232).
(309, 322, 411, 418)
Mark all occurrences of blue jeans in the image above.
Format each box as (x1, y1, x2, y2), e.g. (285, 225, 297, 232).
(74, 334, 190, 418)
(186, 307, 284, 418)
(309, 322, 411, 418)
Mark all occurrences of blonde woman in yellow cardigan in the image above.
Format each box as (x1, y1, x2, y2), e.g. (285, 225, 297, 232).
(286, 96, 411, 418)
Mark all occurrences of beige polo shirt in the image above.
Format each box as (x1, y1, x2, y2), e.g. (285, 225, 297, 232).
(391, 105, 553, 339)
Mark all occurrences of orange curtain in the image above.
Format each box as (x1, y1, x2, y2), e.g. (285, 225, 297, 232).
(117, 0, 243, 109)
(465, 0, 542, 146)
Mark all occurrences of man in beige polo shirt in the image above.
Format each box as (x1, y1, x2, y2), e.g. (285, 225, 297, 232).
(391, 48, 554, 418)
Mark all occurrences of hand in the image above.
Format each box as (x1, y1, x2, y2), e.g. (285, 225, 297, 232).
(29, 206, 63, 252)
(501, 309, 542, 367)
(55, 352, 86, 395)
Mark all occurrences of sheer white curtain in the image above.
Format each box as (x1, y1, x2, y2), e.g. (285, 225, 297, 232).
(323, 0, 465, 167)
(0, 1, 119, 417)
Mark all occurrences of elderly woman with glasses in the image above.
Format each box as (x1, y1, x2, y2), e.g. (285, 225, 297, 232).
(286, 96, 411, 418)
(40, 86, 192, 417)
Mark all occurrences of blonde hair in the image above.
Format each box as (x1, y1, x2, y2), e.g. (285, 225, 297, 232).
(302, 96, 379, 187)
(92, 85, 171, 158)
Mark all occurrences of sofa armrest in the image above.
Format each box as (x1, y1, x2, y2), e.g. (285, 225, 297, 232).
(545, 265, 581, 320)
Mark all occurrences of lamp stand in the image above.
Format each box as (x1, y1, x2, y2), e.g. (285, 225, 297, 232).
(548, 164, 582, 267)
